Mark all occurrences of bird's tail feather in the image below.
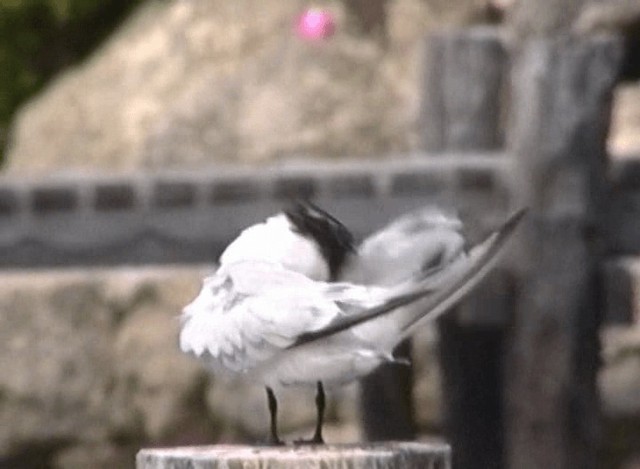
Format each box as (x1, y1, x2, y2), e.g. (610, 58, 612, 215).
(394, 208, 526, 337)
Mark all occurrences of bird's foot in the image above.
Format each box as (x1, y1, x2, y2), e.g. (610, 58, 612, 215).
(293, 433, 324, 445)
(263, 436, 286, 447)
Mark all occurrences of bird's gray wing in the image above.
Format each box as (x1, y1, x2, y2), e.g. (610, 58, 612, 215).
(341, 207, 467, 286)
(289, 209, 526, 349)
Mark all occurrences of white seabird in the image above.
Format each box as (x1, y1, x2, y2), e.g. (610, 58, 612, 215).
(179, 202, 525, 444)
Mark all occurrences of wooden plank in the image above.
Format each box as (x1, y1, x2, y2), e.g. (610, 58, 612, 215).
(136, 442, 451, 469)
(505, 35, 623, 469)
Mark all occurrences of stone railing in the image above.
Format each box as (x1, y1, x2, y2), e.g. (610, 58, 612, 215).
(0, 152, 511, 267)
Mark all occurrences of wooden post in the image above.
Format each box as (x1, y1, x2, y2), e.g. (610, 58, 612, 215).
(360, 340, 416, 440)
(420, 27, 506, 152)
(136, 442, 451, 469)
(424, 26, 510, 469)
(505, 35, 623, 469)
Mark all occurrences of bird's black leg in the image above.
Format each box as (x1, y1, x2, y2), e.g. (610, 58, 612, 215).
(266, 386, 284, 446)
(312, 381, 326, 443)
(295, 381, 326, 444)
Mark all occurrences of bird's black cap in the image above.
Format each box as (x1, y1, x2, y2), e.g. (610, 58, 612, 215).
(284, 201, 355, 280)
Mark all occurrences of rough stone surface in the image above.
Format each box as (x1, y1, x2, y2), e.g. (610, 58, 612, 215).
(110, 304, 207, 442)
(599, 262, 640, 469)
(6, 0, 639, 174)
(601, 323, 640, 469)
(4, 0, 489, 174)
(610, 84, 640, 157)
(601, 325, 640, 419)
(0, 267, 211, 468)
(0, 274, 115, 454)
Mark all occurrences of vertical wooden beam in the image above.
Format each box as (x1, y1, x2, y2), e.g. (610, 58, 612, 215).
(505, 35, 623, 469)
(360, 340, 416, 440)
(420, 27, 506, 153)
(422, 27, 510, 469)
(438, 277, 514, 469)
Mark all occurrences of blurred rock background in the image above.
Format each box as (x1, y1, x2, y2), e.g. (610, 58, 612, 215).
(2, 0, 494, 172)
(0, 0, 639, 468)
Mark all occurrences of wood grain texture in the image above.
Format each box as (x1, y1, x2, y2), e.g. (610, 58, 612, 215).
(425, 27, 511, 469)
(420, 27, 506, 152)
(505, 34, 624, 469)
(136, 442, 451, 469)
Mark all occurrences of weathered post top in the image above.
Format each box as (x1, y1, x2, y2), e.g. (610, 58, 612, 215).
(136, 442, 451, 469)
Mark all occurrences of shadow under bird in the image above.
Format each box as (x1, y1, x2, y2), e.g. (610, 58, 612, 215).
(179, 202, 526, 445)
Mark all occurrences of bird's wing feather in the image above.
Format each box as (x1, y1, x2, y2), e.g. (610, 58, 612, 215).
(341, 207, 466, 286)
(179, 261, 387, 373)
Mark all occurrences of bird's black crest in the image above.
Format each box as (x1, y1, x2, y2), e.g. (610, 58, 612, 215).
(284, 201, 355, 280)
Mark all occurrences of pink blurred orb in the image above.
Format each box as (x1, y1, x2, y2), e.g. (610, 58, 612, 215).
(296, 8, 335, 41)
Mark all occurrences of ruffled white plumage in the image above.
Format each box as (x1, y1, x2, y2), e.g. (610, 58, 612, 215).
(179, 205, 524, 388)
(180, 260, 397, 382)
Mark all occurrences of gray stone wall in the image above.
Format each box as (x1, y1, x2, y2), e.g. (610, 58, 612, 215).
(0, 154, 511, 267)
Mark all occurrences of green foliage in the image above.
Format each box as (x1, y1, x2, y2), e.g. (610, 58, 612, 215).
(0, 0, 145, 163)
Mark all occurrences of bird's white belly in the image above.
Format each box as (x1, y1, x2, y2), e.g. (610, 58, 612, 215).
(256, 341, 389, 388)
